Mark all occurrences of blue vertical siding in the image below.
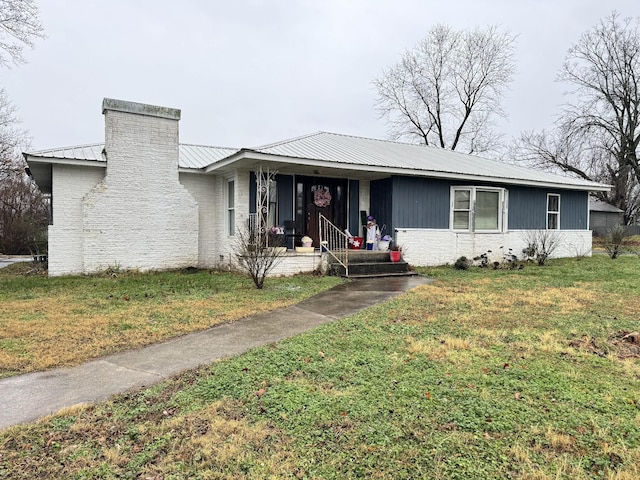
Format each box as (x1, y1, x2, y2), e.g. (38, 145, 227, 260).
(388, 177, 589, 231)
(559, 190, 588, 229)
(508, 187, 588, 230)
(391, 176, 451, 229)
(508, 187, 545, 229)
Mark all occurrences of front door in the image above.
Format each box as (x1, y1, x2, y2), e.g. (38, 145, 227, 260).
(296, 176, 348, 246)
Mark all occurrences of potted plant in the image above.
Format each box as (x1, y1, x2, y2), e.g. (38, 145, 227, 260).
(389, 244, 402, 262)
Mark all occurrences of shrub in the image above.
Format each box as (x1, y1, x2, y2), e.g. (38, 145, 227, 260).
(454, 256, 471, 270)
(522, 230, 561, 266)
(603, 225, 628, 259)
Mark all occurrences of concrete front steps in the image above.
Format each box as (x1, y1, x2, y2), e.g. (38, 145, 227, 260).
(328, 250, 416, 278)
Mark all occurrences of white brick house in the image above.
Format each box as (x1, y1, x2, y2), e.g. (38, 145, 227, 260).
(24, 98, 610, 276)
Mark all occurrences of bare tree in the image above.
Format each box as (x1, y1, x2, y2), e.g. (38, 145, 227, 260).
(0, 0, 44, 67)
(0, 0, 46, 254)
(514, 12, 640, 224)
(373, 24, 516, 154)
(0, 89, 29, 177)
(0, 172, 48, 254)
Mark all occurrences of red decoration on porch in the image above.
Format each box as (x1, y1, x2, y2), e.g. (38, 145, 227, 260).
(348, 236, 363, 249)
(313, 186, 332, 207)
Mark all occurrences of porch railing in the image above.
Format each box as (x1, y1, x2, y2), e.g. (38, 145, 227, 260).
(319, 213, 349, 277)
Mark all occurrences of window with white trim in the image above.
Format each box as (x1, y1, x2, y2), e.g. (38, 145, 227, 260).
(547, 194, 560, 230)
(451, 187, 506, 232)
(227, 180, 235, 236)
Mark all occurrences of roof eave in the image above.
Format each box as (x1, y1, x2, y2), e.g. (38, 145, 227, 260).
(204, 150, 612, 192)
(23, 154, 107, 168)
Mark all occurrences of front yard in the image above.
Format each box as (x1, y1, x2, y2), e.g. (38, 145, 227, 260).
(0, 266, 343, 378)
(1, 256, 640, 478)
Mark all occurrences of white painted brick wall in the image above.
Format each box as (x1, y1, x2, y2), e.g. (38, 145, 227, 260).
(48, 165, 105, 276)
(179, 173, 218, 268)
(81, 101, 199, 274)
(395, 228, 593, 266)
(269, 252, 322, 276)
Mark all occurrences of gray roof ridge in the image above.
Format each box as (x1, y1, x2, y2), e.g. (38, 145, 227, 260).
(180, 142, 238, 150)
(251, 131, 326, 150)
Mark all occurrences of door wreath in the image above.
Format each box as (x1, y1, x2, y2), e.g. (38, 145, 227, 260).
(312, 185, 332, 207)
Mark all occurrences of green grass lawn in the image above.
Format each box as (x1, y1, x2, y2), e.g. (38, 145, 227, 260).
(1, 256, 640, 479)
(0, 266, 343, 377)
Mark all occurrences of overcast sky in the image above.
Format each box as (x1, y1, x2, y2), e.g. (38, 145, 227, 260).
(2, 0, 639, 151)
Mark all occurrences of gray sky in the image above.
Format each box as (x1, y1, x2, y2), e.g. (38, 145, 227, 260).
(2, 0, 639, 151)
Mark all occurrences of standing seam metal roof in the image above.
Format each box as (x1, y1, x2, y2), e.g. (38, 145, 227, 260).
(251, 132, 607, 189)
(25, 143, 238, 170)
(24, 132, 609, 190)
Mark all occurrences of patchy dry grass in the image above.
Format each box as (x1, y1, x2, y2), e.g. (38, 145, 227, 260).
(0, 268, 343, 377)
(1, 256, 640, 479)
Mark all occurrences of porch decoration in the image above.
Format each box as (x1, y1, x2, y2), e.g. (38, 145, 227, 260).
(389, 244, 402, 262)
(378, 234, 391, 251)
(301, 236, 313, 247)
(312, 185, 332, 207)
(348, 236, 363, 249)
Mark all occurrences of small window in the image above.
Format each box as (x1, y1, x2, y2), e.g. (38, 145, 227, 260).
(547, 194, 560, 230)
(227, 180, 235, 236)
(451, 187, 506, 232)
(453, 189, 471, 230)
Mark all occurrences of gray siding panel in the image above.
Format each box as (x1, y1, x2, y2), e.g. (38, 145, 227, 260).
(508, 187, 588, 230)
(392, 176, 451, 229)
(560, 190, 588, 229)
(508, 187, 546, 229)
(387, 179, 590, 231)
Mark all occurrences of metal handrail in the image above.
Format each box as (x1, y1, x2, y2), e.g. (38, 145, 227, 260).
(319, 213, 349, 276)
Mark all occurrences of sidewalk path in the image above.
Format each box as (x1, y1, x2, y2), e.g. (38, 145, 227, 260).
(0, 275, 430, 430)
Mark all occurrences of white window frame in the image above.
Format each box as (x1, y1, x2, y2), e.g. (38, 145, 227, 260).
(450, 186, 507, 233)
(227, 179, 235, 236)
(547, 193, 560, 230)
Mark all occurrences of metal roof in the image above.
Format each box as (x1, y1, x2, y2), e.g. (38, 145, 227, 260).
(249, 132, 609, 190)
(24, 143, 237, 170)
(24, 132, 610, 191)
(589, 199, 624, 213)
(27, 143, 107, 162)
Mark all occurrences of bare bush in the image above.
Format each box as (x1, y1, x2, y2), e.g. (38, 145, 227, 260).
(232, 221, 287, 289)
(603, 225, 629, 259)
(522, 230, 562, 266)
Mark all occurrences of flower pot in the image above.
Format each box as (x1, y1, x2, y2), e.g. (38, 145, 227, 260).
(389, 251, 401, 262)
(378, 240, 390, 252)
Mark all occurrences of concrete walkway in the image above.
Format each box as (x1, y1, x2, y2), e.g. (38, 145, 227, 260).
(0, 275, 430, 431)
(0, 255, 32, 270)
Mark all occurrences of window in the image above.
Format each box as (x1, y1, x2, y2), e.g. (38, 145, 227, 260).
(547, 194, 560, 230)
(268, 178, 277, 227)
(453, 189, 471, 229)
(227, 180, 235, 236)
(451, 187, 506, 232)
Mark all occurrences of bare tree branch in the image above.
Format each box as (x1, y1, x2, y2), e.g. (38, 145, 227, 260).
(0, 0, 44, 67)
(373, 24, 516, 154)
(515, 12, 640, 224)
